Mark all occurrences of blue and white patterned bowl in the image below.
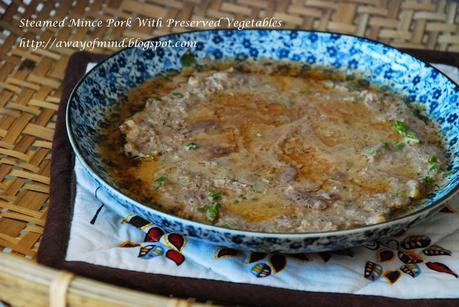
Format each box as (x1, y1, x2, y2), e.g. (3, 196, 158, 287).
(66, 29, 459, 253)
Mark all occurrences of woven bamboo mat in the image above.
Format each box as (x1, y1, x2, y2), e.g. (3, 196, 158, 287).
(0, 0, 458, 260)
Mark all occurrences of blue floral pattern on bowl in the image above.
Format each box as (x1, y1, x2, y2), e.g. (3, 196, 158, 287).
(66, 30, 459, 253)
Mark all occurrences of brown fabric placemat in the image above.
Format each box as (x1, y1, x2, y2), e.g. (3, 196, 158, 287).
(37, 50, 459, 307)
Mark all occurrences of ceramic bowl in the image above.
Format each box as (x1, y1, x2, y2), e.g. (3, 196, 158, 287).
(66, 29, 459, 253)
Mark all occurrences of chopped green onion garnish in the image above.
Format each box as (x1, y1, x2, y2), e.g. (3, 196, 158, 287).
(208, 191, 222, 202)
(394, 121, 408, 134)
(154, 176, 166, 190)
(199, 190, 223, 222)
(206, 203, 220, 222)
(180, 51, 197, 67)
(430, 163, 440, 171)
(395, 142, 405, 151)
(370, 148, 381, 156)
(428, 153, 440, 171)
(199, 191, 223, 222)
(198, 203, 220, 222)
(405, 131, 421, 144)
(185, 142, 199, 150)
(394, 120, 422, 144)
(171, 92, 183, 97)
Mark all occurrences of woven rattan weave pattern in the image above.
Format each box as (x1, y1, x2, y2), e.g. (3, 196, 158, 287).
(0, 0, 458, 259)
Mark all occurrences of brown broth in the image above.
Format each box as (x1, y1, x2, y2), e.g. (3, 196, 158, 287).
(98, 61, 448, 232)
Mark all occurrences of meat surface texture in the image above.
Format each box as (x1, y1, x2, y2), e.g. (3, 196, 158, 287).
(109, 62, 448, 233)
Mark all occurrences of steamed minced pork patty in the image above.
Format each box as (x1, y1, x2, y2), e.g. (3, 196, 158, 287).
(99, 61, 448, 233)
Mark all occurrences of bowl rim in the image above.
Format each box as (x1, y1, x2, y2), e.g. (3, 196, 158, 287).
(66, 28, 459, 238)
